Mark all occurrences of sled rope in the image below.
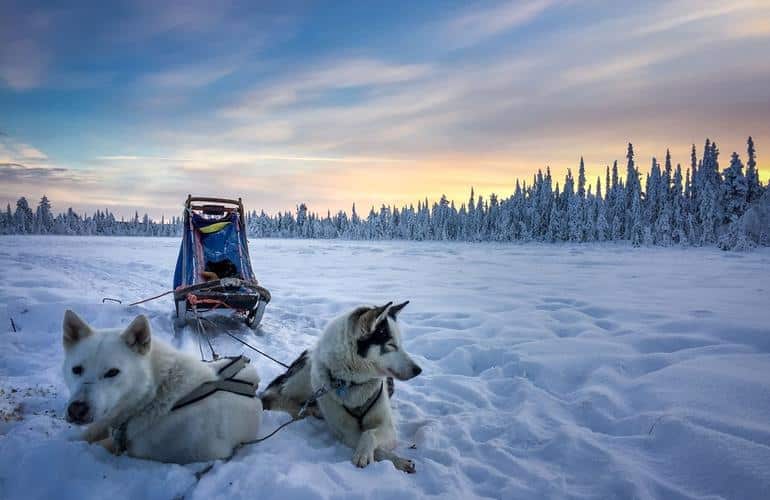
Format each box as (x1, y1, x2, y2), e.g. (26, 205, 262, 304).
(220, 330, 290, 369)
(241, 386, 328, 446)
(195, 315, 289, 369)
(194, 308, 219, 361)
(242, 416, 299, 444)
(101, 281, 226, 307)
(102, 289, 175, 306)
(191, 385, 329, 488)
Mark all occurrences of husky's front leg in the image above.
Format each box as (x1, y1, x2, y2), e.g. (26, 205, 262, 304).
(95, 436, 117, 454)
(82, 421, 109, 443)
(352, 429, 377, 467)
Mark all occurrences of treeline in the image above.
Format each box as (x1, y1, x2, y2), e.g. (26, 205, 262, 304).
(1, 138, 767, 249)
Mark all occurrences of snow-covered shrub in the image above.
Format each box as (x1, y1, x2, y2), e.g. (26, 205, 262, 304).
(719, 189, 770, 251)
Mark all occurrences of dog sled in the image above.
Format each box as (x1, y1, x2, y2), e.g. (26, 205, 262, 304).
(173, 195, 271, 329)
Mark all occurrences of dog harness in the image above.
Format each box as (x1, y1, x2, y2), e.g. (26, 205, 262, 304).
(342, 382, 384, 431)
(326, 369, 385, 431)
(112, 355, 256, 454)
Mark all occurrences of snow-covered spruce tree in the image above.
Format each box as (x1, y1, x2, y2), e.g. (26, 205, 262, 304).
(558, 168, 577, 242)
(14, 197, 34, 234)
(541, 167, 554, 239)
(510, 180, 524, 240)
(577, 157, 586, 199)
(604, 166, 612, 230)
(0, 203, 11, 234)
(672, 164, 687, 244)
(584, 186, 597, 241)
(698, 140, 722, 245)
(687, 145, 701, 244)
(595, 178, 609, 242)
(644, 158, 661, 244)
(546, 183, 562, 242)
(746, 136, 763, 204)
(608, 161, 623, 240)
(623, 144, 644, 242)
(721, 151, 748, 224)
(530, 172, 542, 239)
(35, 195, 54, 234)
(630, 189, 644, 246)
(655, 151, 673, 246)
(578, 158, 589, 241)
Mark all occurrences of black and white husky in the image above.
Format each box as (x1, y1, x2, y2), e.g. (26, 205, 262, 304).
(261, 301, 422, 473)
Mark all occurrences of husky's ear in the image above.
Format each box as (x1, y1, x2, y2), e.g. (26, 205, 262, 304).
(63, 310, 93, 349)
(121, 315, 152, 355)
(373, 301, 393, 324)
(388, 301, 410, 319)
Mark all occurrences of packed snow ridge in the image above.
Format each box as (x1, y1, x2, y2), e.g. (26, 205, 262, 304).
(1, 237, 769, 499)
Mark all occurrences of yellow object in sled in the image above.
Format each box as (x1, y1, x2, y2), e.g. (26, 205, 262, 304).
(199, 221, 231, 234)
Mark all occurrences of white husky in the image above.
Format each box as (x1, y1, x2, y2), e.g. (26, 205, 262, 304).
(261, 301, 422, 473)
(61, 310, 262, 463)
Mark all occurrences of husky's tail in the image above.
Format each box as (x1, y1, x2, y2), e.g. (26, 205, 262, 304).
(260, 350, 313, 415)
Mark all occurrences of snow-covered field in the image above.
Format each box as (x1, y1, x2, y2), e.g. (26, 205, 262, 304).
(1, 236, 769, 500)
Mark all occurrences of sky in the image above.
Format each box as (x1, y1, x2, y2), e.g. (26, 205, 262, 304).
(1, 0, 769, 219)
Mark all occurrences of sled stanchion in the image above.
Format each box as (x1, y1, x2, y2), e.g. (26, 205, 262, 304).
(9, 317, 17, 333)
(102, 297, 122, 304)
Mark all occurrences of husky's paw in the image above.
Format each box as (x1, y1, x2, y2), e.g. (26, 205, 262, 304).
(95, 437, 117, 454)
(374, 448, 416, 474)
(352, 432, 376, 468)
(393, 457, 416, 474)
(352, 448, 375, 468)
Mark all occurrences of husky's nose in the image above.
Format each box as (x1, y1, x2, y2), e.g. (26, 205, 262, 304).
(412, 364, 422, 377)
(67, 401, 90, 423)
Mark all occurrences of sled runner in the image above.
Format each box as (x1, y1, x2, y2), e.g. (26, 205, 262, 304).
(173, 195, 270, 329)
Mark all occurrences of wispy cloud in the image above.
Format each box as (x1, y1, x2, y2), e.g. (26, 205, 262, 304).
(0, 162, 69, 181)
(440, 0, 557, 49)
(141, 62, 238, 88)
(634, 0, 758, 36)
(222, 58, 434, 120)
(0, 140, 48, 164)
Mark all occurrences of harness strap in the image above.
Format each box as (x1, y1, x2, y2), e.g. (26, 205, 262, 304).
(343, 381, 384, 431)
(216, 356, 249, 378)
(172, 356, 256, 411)
(327, 368, 368, 398)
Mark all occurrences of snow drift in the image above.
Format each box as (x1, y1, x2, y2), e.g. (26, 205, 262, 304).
(1, 236, 769, 499)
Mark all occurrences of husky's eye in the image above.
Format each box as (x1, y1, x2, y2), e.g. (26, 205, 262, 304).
(72, 365, 83, 375)
(387, 343, 398, 352)
(104, 368, 120, 378)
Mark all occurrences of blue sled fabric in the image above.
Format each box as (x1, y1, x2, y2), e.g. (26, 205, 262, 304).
(173, 211, 255, 290)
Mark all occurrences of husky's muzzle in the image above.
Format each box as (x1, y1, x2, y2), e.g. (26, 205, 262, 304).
(66, 400, 93, 424)
(389, 362, 422, 381)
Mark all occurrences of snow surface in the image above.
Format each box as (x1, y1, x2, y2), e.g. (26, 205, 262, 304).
(1, 236, 769, 500)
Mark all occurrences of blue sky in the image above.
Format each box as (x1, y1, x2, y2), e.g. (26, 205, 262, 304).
(1, 0, 769, 218)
